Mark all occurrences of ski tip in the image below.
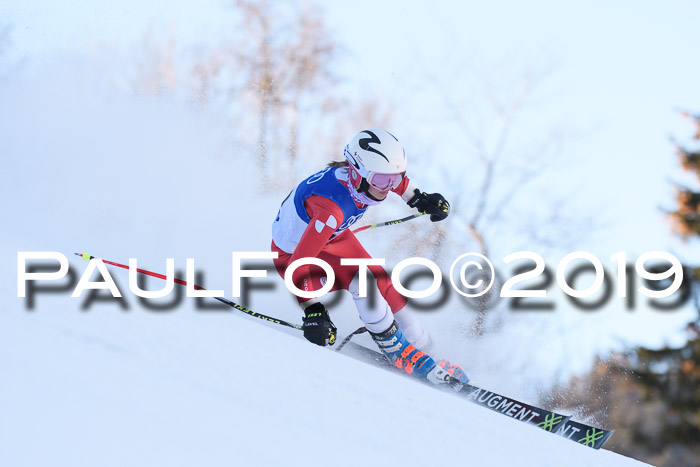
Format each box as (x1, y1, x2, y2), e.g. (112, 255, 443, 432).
(75, 251, 92, 260)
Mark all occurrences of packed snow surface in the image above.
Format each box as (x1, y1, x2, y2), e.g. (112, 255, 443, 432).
(0, 304, 648, 467)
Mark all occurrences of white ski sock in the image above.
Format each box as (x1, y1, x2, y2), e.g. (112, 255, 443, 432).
(393, 308, 431, 350)
(348, 275, 394, 334)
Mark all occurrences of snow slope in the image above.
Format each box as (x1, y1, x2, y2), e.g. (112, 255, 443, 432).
(0, 301, 648, 467)
(0, 64, 650, 466)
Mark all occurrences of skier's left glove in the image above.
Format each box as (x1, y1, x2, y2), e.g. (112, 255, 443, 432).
(407, 189, 450, 222)
(302, 302, 337, 346)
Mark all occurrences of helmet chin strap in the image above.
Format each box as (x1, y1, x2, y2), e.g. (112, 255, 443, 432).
(349, 179, 385, 206)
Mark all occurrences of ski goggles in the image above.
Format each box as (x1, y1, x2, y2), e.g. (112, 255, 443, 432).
(367, 171, 405, 190)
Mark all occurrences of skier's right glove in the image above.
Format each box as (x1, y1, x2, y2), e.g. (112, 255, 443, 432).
(302, 302, 337, 347)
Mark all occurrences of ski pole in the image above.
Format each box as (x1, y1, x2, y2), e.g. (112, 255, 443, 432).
(352, 212, 425, 234)
(336, 326, 368, 351)
(73, 252, 303, 331)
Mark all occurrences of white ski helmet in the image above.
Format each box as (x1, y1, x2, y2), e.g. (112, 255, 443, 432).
(344, 129, 407, 193)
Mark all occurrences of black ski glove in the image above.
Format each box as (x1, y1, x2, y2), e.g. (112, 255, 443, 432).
(302, 302, 337, 346)
(407, 189, 450, 222)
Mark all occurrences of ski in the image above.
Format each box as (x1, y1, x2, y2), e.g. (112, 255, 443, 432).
(339, 341, 614, 450)
(449, 381, 571, 436)
(558, 419, 615, 450)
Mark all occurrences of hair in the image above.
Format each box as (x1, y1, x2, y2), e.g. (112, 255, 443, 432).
(327, 160, 349, 168)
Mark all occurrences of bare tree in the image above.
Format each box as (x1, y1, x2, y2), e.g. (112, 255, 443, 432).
(277, 4, 338, 163)
(124, 2, 398, 190)
(398, 57, 600, 335)
(132, 27, 177, 95)
(209, 0, 341, 186)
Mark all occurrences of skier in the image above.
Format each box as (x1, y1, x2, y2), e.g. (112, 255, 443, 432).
(271, 129, 468, 384)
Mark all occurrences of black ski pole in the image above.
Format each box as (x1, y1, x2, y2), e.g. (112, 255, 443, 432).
(352, 212, 425, 234)
(74, 252, 303, 331)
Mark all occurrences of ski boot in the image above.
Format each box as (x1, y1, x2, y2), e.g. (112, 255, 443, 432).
(370, 320, 449, 384)
(438, 359, 470, 384)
